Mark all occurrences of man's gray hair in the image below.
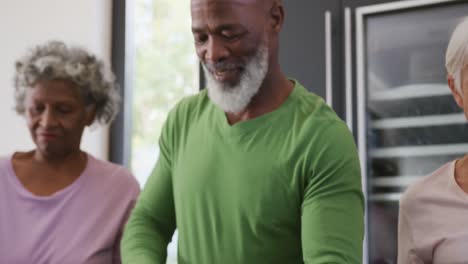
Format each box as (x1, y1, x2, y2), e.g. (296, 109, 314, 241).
(14, 41, 121, 125)
(446, 16, 468, 92)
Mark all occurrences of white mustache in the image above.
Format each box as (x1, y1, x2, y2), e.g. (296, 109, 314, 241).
(204, 61, 244, 73)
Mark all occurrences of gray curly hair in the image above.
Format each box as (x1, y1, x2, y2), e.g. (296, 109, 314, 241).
(14, 41, 121, 124)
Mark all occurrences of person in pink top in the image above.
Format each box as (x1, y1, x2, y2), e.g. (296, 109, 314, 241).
(398, 17, 468, 264)
(0, 41, 140, 264)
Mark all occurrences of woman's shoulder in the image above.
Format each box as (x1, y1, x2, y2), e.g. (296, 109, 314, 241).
(0, 155, 11, 175)
(86, 154, 140, 194)
(0, 153, 20, 172)
(400, 161, 455, 212)
(0, 155, 8, 165)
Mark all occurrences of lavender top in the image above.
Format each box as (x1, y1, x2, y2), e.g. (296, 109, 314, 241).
(0, 153, 140, 264)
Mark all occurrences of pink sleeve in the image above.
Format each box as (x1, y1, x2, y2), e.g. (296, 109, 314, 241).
(113, 180, 140, 264)
(397, 203, 423, 264)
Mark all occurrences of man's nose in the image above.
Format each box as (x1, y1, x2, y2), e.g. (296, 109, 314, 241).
(205, 37, 230, 64)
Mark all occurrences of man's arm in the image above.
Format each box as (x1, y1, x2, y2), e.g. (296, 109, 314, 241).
(301, 122, 364, 264)
(121, 120, 177, 264)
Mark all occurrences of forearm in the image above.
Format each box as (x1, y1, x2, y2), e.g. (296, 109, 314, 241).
(120, 156, 176, 263)
(121, 205, 175, 264)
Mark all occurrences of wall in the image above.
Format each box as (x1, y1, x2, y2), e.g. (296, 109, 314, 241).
(0, 0, 113, 159)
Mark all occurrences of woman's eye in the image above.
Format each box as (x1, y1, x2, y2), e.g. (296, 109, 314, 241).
(31, 105, 44, 114)
(57, 106, 73, 114)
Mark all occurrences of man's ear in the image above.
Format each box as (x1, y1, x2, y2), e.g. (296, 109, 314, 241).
(448, 74, 464, 109)
(269, 0, 284, 33)
(85, 104, 97, 126)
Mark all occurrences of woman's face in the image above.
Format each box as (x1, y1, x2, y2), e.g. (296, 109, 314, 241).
(24, 79, 95, 158)
(449, 64, 468, 119)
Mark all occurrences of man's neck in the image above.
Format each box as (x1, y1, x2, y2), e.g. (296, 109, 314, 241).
(225, 69, 294, 125)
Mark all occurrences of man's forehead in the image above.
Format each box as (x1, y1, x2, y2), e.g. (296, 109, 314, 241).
(190, 0, 276, 29)
(191, 0, 271, 8)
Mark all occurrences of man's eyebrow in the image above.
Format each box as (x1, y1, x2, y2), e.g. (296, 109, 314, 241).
(192, 24, 245, 33)
(192, 27, 204, 33)
(216, 24, 242, 31)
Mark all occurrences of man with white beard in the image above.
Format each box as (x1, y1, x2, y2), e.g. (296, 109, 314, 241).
(203, 40, 269, 114)
(121, 0, 364, 263)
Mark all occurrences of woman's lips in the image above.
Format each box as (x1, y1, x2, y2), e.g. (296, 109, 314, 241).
(38, 132, 58, 141)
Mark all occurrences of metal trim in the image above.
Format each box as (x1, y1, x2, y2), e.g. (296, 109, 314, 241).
(369, 193, 402, 202)
(345, 7, 353, 132)
(325, 11, 333, 107)
(357, 0, 459, 15)
(355, 7, 368, 264)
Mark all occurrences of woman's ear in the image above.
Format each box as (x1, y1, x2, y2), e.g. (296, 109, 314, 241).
(448, 74, 464, 109)
(84, 105, 97, 126)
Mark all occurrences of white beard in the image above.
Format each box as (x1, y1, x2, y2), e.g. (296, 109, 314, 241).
(203, 44, 269, 113)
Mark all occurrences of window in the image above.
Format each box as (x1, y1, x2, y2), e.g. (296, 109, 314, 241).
(132, 0, 198, 185)
(129, 0, 199, 262)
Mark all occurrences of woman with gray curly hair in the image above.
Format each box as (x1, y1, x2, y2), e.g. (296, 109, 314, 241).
(398, 16, 468, 264)
(0, 41, 139, 264)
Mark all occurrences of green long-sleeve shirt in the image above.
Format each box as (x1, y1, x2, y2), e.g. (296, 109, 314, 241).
(121, 81, 364, 263)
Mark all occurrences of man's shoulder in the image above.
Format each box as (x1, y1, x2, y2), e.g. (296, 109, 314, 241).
(290, 80, 342, 124)
(173, 90, 209, 112)
(288, 81, 347, 141)
(168, 90, 210, 120)
(286, 83, 355, 161)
